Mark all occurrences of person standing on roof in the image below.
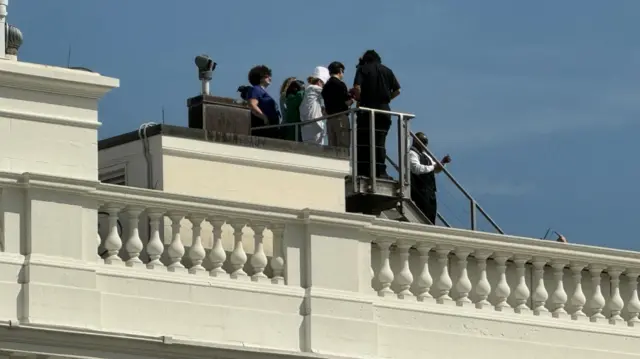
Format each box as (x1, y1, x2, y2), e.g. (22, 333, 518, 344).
(279, 77, 305, 142)
(409, 132, 451, 225)
(299, 66, 331, 145)
(322, 61, 354, 148)
(352, 50, 401, 179)
(246, 65, 281, 139)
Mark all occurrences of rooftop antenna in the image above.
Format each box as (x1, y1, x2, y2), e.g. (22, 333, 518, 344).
(162, 106, 165, 125)
(67, 45, 72, 67)
(194, 54, 216, 96)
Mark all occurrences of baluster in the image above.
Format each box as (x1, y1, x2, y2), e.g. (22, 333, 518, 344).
(376, 240, 395, 297)
(532, 257, 550, 316)
(625, 271, 640, 327)
(394, 240, 414, 299)
(474, 250, 492, 310)
(454, 248, 472, 307)
(270, 224, 286, 285)
(588, 264, 606, 323)
(96, 231, 102, 261)
(188, 215, 206, 275)
(415, 243, 433, 302)
(493, 253, 512, 311)
(550, 260, 568, 318)
(124, 206, 144, 268)
(607, 267, 625, 325)
(103, 204, 123, 265)
(513, 255, 530, 314)
(167, 212, 186, 273)
(208, 219, 227, 278)
(250, 222, 269, 282)
(569, 263, 587, 321)
(146, 209, 165, 270)
(435, 245, 453, 304)
(229, 220, 248, 280)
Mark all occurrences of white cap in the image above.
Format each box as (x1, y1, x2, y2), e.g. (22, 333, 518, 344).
(311, 66, 330, 84)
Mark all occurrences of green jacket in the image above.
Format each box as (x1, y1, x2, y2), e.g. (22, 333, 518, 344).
(282, 91, 304, 142)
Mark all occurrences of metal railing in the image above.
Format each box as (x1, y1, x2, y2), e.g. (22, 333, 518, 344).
(407, 133, 504, 234)
(252, 106, 502, 234)
(253, 107, 415, 197)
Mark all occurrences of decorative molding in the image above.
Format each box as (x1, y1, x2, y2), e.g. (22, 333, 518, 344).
(375, 298, 640, 339)
(162, 146, 349, 179)
(0, 108, 101, 130)
(0, 324, 341, 359)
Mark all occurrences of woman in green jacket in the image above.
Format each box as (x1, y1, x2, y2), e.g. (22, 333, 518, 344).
(279, 77, 305, 142)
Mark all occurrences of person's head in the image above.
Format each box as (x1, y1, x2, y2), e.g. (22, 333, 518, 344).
(307, 66, 330, 87)
(280, 77, 304, 97)
(248, 65, 272, 87)
(414, 132, 428, 147)
(328, 61, 345, 80)
(361, 50, 382, 65)
(280, 77, 296, 96)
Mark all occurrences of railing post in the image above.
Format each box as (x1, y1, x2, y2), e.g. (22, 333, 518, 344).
(350, 111, 358, 193)
(396, 114, 405, 198)
(470, 200, 477, 230)
(369, 109, 376, 192)
(404, 117, 412, 196)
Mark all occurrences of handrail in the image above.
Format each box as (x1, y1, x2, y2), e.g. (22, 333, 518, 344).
(251, 107, 416, 131)
(409, 132, 504, 234)
(385, 154, 452, 228)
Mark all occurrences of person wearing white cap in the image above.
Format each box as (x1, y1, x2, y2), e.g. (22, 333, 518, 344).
(299, 66, 331, 145)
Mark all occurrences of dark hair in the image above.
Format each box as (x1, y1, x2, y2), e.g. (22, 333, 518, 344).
(361, 50, 381, 64)
(286, 80, 304, 96)
(328, 61, 345, 75)
(248, 65, 272, 86)
(237, 85, 252, 101)
(415, 132, 428, 146)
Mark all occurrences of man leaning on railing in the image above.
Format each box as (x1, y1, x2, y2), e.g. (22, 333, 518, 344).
(409, 132, 452, 225)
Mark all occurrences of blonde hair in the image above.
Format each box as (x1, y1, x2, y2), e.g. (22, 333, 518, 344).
(307, 77, 322, 85)
(280, 77, 297, 97)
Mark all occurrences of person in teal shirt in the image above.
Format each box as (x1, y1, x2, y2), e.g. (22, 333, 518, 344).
(279, 77, 305, 142)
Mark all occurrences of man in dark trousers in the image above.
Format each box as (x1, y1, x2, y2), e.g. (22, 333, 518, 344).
(409, 132, 451, 225)
(322, 61, 353, 148)
(352, 50, 401, 179)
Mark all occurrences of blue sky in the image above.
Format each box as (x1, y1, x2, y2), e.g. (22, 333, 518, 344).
(11, 0, 640, 249)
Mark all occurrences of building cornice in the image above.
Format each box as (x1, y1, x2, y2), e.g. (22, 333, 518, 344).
(0, 60, 119, 99)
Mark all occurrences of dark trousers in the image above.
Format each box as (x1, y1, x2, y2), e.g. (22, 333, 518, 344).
(411, 188, 437, 225)
(251, 115, 281, 139)
(327, 114, 351, 148)
(356, 104, 391, 177)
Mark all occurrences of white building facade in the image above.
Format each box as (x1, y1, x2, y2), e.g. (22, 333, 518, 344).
(1, 17, 640, 359)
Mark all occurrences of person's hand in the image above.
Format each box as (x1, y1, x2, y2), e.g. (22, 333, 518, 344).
(441, 155, 452, 164)
(262, 116, 269, 125)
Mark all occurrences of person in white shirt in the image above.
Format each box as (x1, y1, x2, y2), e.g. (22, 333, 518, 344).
(299, 66, 331, 145)
(409, 132, 451, 225)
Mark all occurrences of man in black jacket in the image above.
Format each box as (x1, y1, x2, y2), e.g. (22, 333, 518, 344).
(409, 132, 451, 225)
(352, 50, 401, 179)
(322, 61, 353, 148)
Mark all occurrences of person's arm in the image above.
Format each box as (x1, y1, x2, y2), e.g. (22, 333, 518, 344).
(410, 150, 437, 174)
(341, 82, 354, 107)
(388, 68, 401, 101)
(352, 67, 363, 101)
(247, 87, 268, 124)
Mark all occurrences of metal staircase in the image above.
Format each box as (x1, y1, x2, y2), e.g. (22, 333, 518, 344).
(343, 107, 503, 234)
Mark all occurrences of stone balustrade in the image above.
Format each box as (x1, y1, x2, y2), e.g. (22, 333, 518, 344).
(3, 173, 640, 358)
(369, 223, 640, 327)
